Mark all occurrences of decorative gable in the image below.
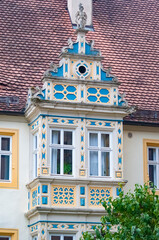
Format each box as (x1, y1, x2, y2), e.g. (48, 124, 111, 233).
(26, 18, 129, 109)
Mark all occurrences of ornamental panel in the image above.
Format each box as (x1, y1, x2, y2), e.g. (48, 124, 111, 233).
(41, 116, 47, 168)
(31, 187, 38, 209)
(48, 117, 79, 126)
(48, 222, 80, 231)
(117, 121, 123, 172)
(87, 86, 111, 104)
(53, 84, 78, 102)
(89, 187, 112, 208)
(86, 119, 115, 128)
(51, 185, 76, 207)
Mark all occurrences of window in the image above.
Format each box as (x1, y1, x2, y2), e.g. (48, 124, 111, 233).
(0, 129, 19, 189)
(143, 139, 159, 191)
(50, 235, 74, 240)
(88, 132, 112, 176)
(0, 136, 11, 181)
(148, 147, 159, 188)
(33, 134, 38, 178)
(50, 129, 74, 175)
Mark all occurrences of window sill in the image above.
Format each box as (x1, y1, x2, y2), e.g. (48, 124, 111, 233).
(89, 175, 112, 178)
(50, 174, 74, 177)
(0, 180, 11, 184)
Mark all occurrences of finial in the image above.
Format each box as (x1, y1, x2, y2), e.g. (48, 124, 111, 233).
(75, 3, 87, 30)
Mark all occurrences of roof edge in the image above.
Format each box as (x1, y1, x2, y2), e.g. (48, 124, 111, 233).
(0, 111, 25, 116)
(123, 120, 159, 127)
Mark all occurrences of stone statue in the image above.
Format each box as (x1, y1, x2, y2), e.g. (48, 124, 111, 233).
(75, 3, 87, 29)
(43, 62, 58, 77)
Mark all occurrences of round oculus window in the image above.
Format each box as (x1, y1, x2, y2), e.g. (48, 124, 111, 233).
(78, 65, 86, 74)
(75, 61, 90, 78)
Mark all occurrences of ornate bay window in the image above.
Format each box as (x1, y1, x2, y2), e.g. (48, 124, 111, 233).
(25, 4, 132, 239)
(50, 129, 74, 175)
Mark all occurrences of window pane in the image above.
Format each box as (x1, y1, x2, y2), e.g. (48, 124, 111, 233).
(64, 237, 73, 240)
(1, 155, 10, 180)
(1, 137, 10, 151)
(64, 131, 72, 145)
(148, 148, 156, 161)
(0, 237, 10, 240)
(90, 151, 98, 176)
(51, 149, 60, 174)
(51, 237, 60, 240)
(34, 154, 37, 177)
(52, 131, 60, 144)
(34, 135, 37, 149)
(89, 133, 98, 147)
(149, 165, 157, 187)
(101, 134, 109, 147)
(101, 152, 110, 176)
(64, 150, 72, 175)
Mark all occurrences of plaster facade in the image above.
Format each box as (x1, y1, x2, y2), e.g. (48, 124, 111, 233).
(0, 115, 29, 240)
(123, 125, 159, 193)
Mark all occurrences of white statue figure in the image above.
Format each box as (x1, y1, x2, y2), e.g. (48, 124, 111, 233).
(75, 3, 87, 29)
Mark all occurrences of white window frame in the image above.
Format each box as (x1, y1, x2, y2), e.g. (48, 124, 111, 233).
(50, 129, 75, 176)
(50, 234, 75, 240)
(88, 131, 112, 177)
(33, 133, 38, 179)
(0, 135, 12, 181)
(147, 146, 159, 188)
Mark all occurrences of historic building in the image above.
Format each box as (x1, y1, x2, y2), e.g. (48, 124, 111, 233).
(0, 0, 159, 239)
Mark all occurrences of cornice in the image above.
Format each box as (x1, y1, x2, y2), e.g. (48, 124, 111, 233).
(25, 99, 134, 122)
(26, 176, 127, 189)
(42, 76, 120, 87)
(25, 206, 107, 219)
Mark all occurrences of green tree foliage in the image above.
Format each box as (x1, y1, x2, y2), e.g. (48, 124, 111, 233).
(81, 184, 159, 240)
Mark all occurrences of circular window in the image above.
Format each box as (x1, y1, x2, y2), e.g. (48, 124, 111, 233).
(75, 61, 90, 79)
(79, 65, 86, 74)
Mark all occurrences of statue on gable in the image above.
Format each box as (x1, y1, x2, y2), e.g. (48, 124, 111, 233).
(75, 3, 87, 29)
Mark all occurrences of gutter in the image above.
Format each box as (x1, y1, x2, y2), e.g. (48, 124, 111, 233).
(0, 111, 25, 116)
(123, 120, 159, 127)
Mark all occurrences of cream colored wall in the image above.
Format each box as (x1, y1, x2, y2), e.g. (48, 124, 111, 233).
(123, 125, 159, 192)
(0, 115, 29, 240)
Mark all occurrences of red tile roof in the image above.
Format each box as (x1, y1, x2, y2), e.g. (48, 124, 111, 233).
(0, 0, 159, 123)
